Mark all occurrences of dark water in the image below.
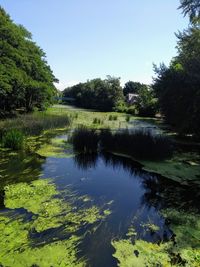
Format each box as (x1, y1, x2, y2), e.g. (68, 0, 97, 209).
(0, 146, 199, 266)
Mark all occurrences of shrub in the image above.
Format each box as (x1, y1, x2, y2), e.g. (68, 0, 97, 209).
(1, 129, 25, 150)
(71, 126, 99, 153)
(127, 106, 137, 115)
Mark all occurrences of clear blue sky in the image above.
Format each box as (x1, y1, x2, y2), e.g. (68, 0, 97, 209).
(1, 0, 189, 90)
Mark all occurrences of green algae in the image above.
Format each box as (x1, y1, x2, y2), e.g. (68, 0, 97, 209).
(112, 209, 200, 267)
(36, 137, 74, 158)
(141, 152, 200, 185)
(112, 239, 172, 267)
(0, 179, 112, 266)
(0, 215, 85, 267)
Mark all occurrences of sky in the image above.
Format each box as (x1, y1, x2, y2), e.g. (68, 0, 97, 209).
(0, 0, 189, 90)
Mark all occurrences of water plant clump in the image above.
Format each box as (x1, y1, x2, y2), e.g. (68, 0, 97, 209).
(71, 127, 173, 160)
(0, 112, 72, 136)
(71, 126, 99, 153)
(1, 129, 25, 150)
(112, 208, 200, 267)
(0, 179, 112, 266)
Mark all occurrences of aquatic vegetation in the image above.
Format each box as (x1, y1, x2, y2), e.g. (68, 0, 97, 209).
(0, 112, 71, 136)
(71, 126, 99, 153)
(112, 209, 200, 267)
(36, 137, 74, 158)
(141, 222, 160, 233)
(72, 127, 173, 160)
(1, 129, 25, 150)
(0, 179, 111, 266)
(0, 215, 85, 267)
(141, 152, 200, 185)
(112, 239, 172, 267)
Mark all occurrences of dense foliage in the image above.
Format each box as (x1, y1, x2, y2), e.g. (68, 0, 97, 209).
(0, 7, 57, 117)
(153, 27, 200, 136)
(123, 81, 158, 117)
(179, 0, 200, 24)
(63, 76, 124, 111)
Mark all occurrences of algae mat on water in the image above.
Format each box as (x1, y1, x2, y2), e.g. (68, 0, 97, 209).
(0, 179, 111, 267)
(112, 209, 200, 267)
(36, 137, 74, 158)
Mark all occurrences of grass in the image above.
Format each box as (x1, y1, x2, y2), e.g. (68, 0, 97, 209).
(1, 129, 25, 150)
(0, 111, 71, 137)
(100, 129, 173, 160)
(70, 127, 173, 160)
(71, 126, 99, 153)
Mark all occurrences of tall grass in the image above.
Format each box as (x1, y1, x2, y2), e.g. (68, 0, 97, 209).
(1, 129, 24, 150)
(71, 127, 173, 160)
(100, 129, 173, 160)
(0, 112, 71, 136)
(71, 126, 99, 153)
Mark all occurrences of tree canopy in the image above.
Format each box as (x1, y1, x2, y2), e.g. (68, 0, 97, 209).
(153, 26, 200, 136)
(0, 7, 57, 117)
(179, 0, 200, 24)
(63, 76, 124, 111)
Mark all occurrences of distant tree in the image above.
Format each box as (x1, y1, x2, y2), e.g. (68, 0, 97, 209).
(123, 81, 146, 96)
(0, 7, 57, 116)
(63, 76, 124, 111)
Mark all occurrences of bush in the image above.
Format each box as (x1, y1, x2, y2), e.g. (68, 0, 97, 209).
(127, 106, 138, 115)
(1, 129, 25, 150)
(71, 126, 99, 153)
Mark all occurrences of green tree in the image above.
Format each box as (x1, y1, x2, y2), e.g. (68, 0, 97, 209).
(63, 76, 124, 111)
(0, 7, 57, 116)
(179, 0, 200, 24)
(153, 27, 200, 136)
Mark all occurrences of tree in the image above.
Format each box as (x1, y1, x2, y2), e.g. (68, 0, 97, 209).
(153, 27, 200, 136)
(179, 0, 200, 24)
(63, 76, 124, 111)
(0, 7, 57, 116)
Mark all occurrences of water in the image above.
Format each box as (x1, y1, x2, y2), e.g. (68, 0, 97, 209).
(0, 141, 199, 266)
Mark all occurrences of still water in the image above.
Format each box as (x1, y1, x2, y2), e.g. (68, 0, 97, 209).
(0, 141, 199, 266)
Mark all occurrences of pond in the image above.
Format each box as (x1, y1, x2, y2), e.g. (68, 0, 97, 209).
(0, 135, 200, 266)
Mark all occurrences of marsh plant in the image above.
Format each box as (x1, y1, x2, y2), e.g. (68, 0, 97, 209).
(71, 126, 99, 153)
(108, 115, 118, 121)
(0, 112, 71, 136)
(71, 127, 173, 160)
(100, 129, 173, 160)
(1, 129, 25, 150)
(93, 117, 103, 125)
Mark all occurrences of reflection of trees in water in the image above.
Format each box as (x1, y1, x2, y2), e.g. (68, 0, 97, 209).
(74, 151, 200, 213)
(74, 153, 98, 170)
(141, 174, 200, 212)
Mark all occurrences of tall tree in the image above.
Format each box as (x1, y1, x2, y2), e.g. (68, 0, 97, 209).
(0, 7, 57, 116)
(179, 0, 200, 24)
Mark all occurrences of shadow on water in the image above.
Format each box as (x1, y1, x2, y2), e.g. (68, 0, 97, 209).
(72, 152, 200, 266)
(0, 147, 200, 267)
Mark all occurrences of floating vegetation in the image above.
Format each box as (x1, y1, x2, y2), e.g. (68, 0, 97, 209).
(112, 209, 200, 267)
(0, 179, 112, 266)
(141, 152, 200, 185)
(36, 137, 74, 158)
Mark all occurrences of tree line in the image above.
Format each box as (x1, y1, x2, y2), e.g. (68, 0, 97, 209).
(0, 7, 57, 118)
(153, 0, 200, 137)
